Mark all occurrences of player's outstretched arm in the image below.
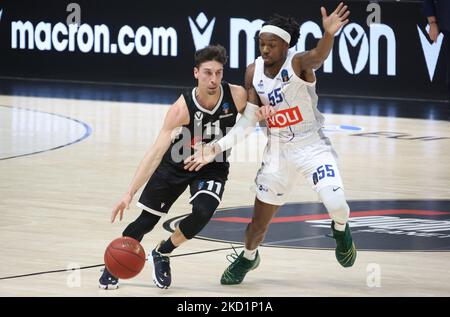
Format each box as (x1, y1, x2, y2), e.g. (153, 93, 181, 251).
(183, 65, 274, 172)
(111, 96, 189, 222)
(296, 2, 350, 71)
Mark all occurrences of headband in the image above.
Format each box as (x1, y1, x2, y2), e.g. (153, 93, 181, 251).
(259, 25, 291, 44)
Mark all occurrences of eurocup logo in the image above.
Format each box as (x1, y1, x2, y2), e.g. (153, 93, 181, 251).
(222, 102, 230, 114)
(339, 23, 369, 74)
(188, 12, 216, 50)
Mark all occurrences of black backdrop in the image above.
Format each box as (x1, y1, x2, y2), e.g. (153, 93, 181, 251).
(0, 0, 447, 100)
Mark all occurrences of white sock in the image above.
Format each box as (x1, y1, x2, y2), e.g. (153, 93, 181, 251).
(334, 221, 346, 232)
(243, 247, 257, 260)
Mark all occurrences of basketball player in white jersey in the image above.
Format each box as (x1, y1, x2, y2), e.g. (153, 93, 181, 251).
(184, 2, 356, 285)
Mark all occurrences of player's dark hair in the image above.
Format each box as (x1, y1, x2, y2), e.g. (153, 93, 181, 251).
(263, 14, 300, 48)
(194, 44, 228, 68)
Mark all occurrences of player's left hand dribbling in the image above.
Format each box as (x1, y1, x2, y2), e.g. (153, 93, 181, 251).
(111, 192, 132, 223)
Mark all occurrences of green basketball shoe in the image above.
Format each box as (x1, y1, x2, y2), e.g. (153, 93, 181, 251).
(220, 249, 260, 285)
(331, 221, 357, 268)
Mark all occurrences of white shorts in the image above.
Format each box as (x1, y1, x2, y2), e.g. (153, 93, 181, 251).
(253, 134, 344, 206)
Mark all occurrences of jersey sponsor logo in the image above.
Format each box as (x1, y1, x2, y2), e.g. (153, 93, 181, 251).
(257, 80, 264, 89)
(194, 111, 203, 126)
(256, 80, 265, 94)
(194, 111, 203, 121)
(219, 113, 234, 119)
(163, 200, 450, 251)
(267, 106, 303, 128)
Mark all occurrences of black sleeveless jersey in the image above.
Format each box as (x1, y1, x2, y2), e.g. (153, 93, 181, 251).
(161, 81, 239, 172)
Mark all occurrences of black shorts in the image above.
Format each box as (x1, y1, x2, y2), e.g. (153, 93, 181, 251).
(137, 162, 228, 215)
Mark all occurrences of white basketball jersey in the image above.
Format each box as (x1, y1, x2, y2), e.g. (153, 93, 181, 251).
(252, 50, 325, 142)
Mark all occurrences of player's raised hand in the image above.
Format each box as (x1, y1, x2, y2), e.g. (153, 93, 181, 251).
(111, 192, 133, 223)
(184, 142, 220, 172)
(321, 2, 350, 35)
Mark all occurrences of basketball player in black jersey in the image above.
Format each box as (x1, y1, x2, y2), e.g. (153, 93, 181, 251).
(99, 45, 265, 290)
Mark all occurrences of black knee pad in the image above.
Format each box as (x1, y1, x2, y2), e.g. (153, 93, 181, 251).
(122, 210, 160, 242)
(178, 194, 219, 239)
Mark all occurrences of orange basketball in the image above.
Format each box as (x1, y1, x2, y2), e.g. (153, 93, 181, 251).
(104, 237, 146, 279)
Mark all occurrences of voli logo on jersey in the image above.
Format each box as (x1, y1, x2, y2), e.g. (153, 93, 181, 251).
(267, 107, 303, 128)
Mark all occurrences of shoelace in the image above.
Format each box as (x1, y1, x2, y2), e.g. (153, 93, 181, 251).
(225, 245, 240, 264)
(154, 250, 170, 263)
(224, 246, 249, 276)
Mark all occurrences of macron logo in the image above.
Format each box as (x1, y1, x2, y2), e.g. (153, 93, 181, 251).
(188, 12, 215, 50)
(417, 24, 444, 81)
(339, 23, 369, 75)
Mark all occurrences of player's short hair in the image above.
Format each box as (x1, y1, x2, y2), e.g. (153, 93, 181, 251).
(194, 45, 228, 68)
(262, 14, 300, 48)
